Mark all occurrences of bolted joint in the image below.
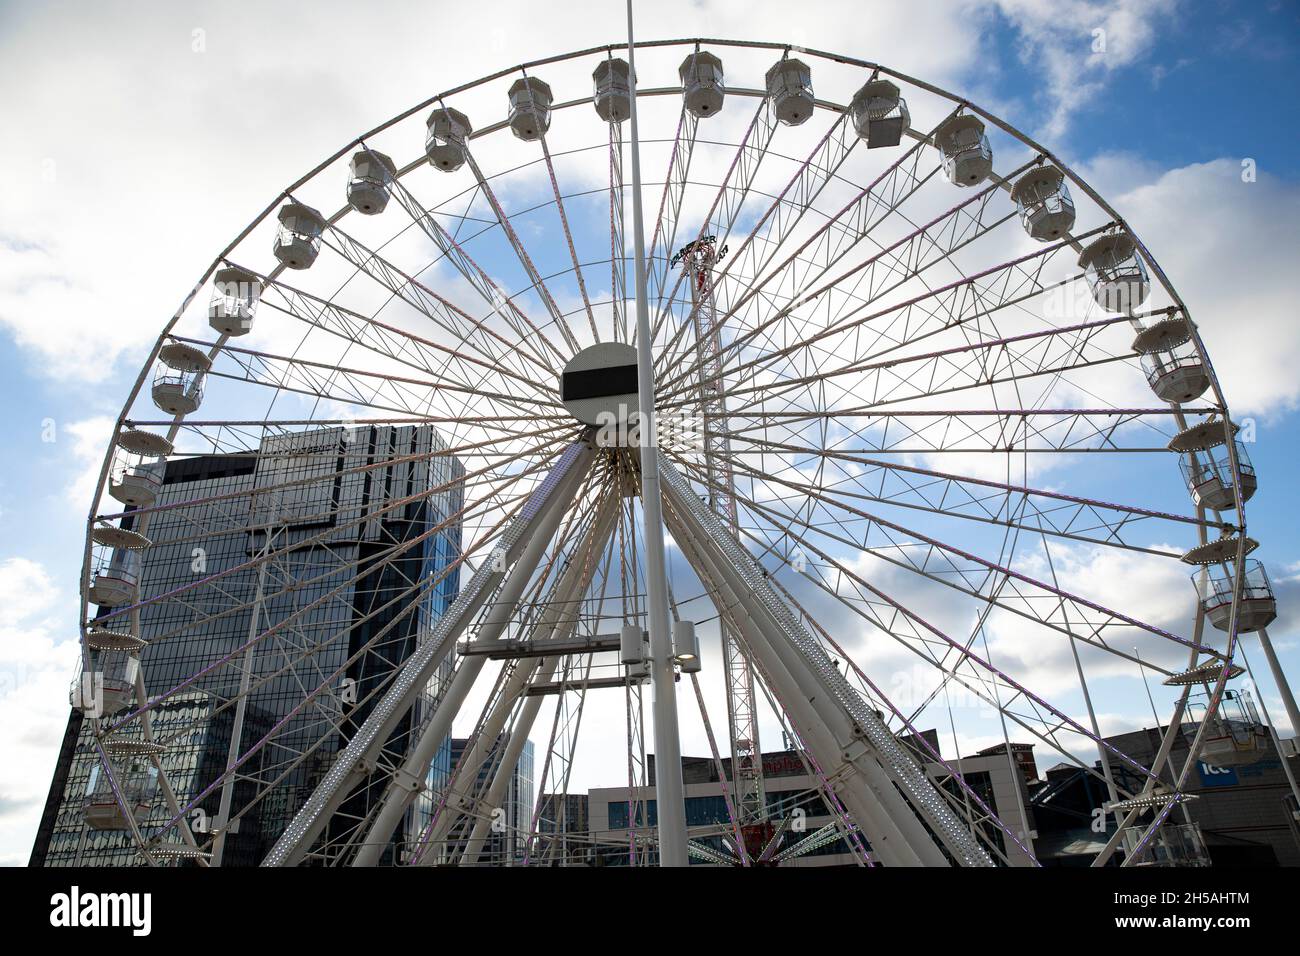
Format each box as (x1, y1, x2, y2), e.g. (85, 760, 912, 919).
(393, 769, 426, 795)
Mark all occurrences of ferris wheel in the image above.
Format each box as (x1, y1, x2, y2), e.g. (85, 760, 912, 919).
(64, 35, 1291, 869)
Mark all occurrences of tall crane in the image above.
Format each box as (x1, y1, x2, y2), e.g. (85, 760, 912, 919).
(675, 235, 769, 859)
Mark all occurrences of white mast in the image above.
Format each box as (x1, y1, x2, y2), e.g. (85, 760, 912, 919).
(625, 0, 688, 866)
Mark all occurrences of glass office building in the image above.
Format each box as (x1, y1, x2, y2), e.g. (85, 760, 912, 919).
(445, 735, 535, 864)
(31, 425, 463, 866)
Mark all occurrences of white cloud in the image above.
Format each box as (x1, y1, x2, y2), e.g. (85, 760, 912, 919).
(1079, 154, 1300, 416)
(992, 0, 1180, 139)
(63, 416, 117, 510)
(0, 0, 993, 384)
(0, 558, 80, 867)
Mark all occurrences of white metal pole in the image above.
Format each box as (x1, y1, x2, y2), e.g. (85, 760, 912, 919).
(1237, 643, 1300, 818)
(1256, 627, 1300, 743)
(625, 0, 688, 867)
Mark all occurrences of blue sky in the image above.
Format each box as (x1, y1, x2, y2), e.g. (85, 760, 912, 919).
(1, 0, 1299, 865)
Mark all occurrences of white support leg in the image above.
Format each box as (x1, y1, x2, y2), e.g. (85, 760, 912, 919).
(659, 457, 994, 866)
(664, 506, 926, 866)
(348, 441, 596, 866)
(413, 494, 620, 863)
(454, 691, 550, 866)
(1257, 627, 1300, 743)
(264, 437, 594, 866)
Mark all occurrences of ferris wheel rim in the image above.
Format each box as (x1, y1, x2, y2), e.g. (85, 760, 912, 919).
(71, 37, 1257, 869)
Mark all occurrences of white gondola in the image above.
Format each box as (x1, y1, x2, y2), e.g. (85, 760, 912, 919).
(272, 201, 326, 270)
(1183, 688, 1270, 768)
(425, 107, 472, 171)
(1132, 312, 1207, 403)
(593, 57, 631, 122)
(88, 547, 141, 608)
(208, 265, 262, 336)
(83, 759, 158, 831)
(79, 634, 141, 717)
(81, 627, 147, 717)
(1181, 440, 1257, 512)
(508, 77, 552, 141)
(1195, 559, 1277, 633)
(849, 79, 909, 148)
(679, 51, 724, 118)
(346, 149, 397, 215)
(1140, 346, 1209, 404)
(934, 114, 993, 187)
(108, 439, 165, 508)
(151, 340, 210, 416)
(766, 58, 813, 127)
(1010, 165, 1075, 241)
(1078, 231, 1150, 313)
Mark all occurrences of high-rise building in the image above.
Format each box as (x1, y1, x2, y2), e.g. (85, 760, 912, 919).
(445, 735, 535, 864)
(30, 425, 463, 866)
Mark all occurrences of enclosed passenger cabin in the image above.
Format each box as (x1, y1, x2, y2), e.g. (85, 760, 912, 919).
(1010, 165, 1075, 241)
(766, 58, 814, 127)
(1181, 440, 1257, 512)
(593, 57, 631, 123)
(109, 430, 171, 509)
(346, 149, 397, 215)
(1195, 559, 1277, 633)
(151, 340, 210, 416)
(83, 759, 158, 830)
(88, 543, 142, 609)
(1132, 313, 1208, 404)
(427, 107, 471, 172)
(272, 201, 326, 270)
(679, 51, 724, 119)
(108, 457, 163, 509)
(1138, 335, 1206, 403)
(79, 628, 147, 716)
(934, 113, 993, 187)
(508, 76, 552, 141)
(87, 524, 149, 610)
(208, 265, 262, 337)
(1183, 688, 1271, 768)
(108, 440, 165, 509)
(1140, 346, 1209, 403)
(1078, 231, 1150, 313)
(849, 79, 909, 148)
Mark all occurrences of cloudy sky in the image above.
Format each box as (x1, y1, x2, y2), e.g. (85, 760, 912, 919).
(1, 0, 1299, 866)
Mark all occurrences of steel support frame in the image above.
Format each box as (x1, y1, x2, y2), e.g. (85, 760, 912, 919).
(413, 492, 619, 864)
(659, 456, 994, 866)
(347, 439, 594, 865)
(263, 436, 594, 866)
(682, 239, 766, 827)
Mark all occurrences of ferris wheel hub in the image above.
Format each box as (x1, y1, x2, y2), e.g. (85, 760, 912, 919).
(560, 341, 640, 428)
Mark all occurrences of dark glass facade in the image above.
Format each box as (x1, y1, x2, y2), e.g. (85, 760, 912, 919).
(31, 425, 462, 866)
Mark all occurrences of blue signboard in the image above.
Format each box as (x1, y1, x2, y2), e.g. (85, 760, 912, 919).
(1196, 761, 1239, 787)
